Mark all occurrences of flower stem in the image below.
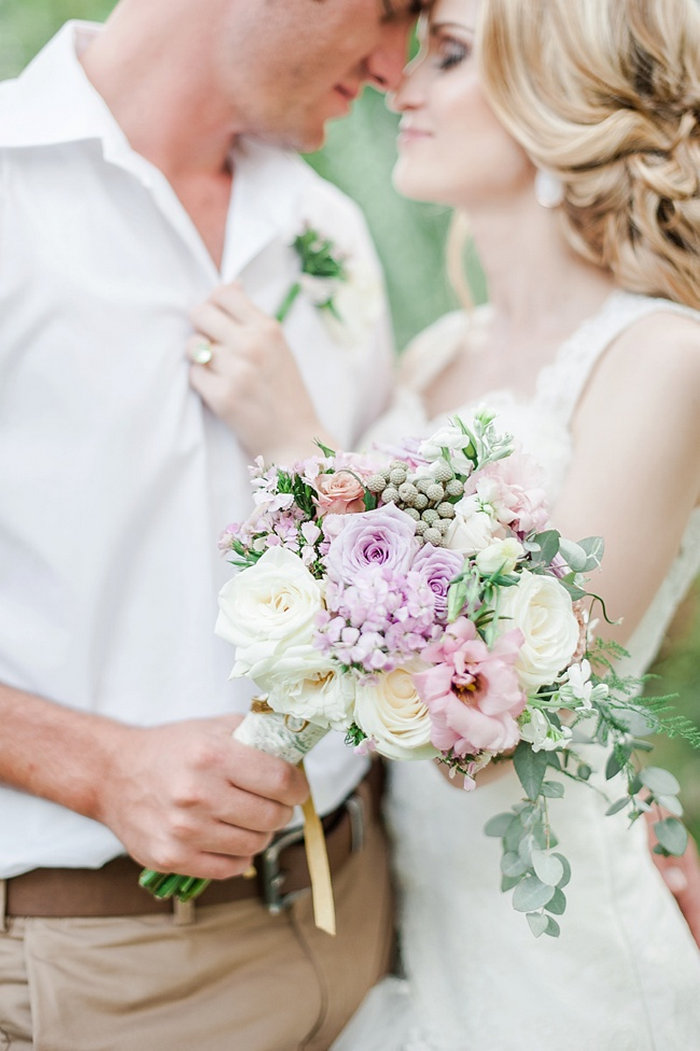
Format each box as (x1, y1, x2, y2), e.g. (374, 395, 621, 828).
(275, 282, 301, 322)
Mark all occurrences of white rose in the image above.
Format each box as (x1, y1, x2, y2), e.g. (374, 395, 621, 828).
(266, 667, 356, 732)
(476, 537, 524, 576)
(496, 571, 580, 690)
(445, 499, 503, 555)
(215, 547, 325, 687)
(354, 667, 438, 761)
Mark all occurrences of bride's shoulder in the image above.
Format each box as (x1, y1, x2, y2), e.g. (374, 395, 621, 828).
(606, 307, 700, 388)
(397, 307, 485, 393)
(579, 303, 700, 442)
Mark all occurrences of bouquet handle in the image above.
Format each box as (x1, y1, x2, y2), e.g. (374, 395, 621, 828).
(139, 700, 335, 933)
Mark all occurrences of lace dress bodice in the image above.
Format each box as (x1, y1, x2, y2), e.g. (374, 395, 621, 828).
(334, 291, 700, 1051)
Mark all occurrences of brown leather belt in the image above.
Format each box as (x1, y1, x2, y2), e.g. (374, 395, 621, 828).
(5, 762, 384, 919)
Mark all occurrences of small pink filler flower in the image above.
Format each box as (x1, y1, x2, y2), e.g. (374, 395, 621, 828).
(414, 618, 526, 756)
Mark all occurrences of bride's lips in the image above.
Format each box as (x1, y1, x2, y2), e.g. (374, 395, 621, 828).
(397, 125, 433, 146)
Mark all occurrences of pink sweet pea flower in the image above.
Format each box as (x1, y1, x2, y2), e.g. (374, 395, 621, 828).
(413, 618, 526, 757)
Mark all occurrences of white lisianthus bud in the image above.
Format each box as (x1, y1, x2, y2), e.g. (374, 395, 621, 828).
(476, 537, 525, 576)
(519, 708, 573, 752)
(444, 503, 503, 555)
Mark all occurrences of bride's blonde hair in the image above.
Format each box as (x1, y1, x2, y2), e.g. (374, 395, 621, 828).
(475, 0, 700, 308)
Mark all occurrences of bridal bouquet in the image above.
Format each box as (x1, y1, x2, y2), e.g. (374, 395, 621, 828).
(141, 411, 697, 936)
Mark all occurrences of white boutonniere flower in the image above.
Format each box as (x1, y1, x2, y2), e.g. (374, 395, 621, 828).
(276, 225, 381, 347)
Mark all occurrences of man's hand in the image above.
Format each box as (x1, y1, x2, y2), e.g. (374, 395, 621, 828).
(95, 714, 310, 879)
(0, 685, 309, 881)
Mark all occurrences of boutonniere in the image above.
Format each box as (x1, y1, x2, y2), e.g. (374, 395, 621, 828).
(276, 224, 383, 348)
(276, 226, 348, 323)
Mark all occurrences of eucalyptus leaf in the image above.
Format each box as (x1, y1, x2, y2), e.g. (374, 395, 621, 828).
(526, 912, 549, 938)
(559, 580, 587, 602)
(514, 742, 548, 800)
(484, 812, 514, 837)
(501, 852, 528, 878)
(577, 764, 592, 781)
(541, 780, 565, 798)
(552, 853, 571, 889)
(504, 817, 525, 853)
(640, 767, 681, 797)
(656, 794, 683, 817)
(577, 535, 605, 570)
(653, 818, 688, 857)
(518, 837, 533, 866)
(605, 748, 629, 781)
(512, 875, 555, 913)
(544, 916, 561, 938)
(605, 797, 630, 817)
(545, 888, 567, 916)
(501, 874, 522, 892)
(531, 529, 560, 565)
(558, 538, 588, 572)
(532, 850, 565, 887)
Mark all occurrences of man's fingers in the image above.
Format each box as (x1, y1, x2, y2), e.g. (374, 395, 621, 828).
(228, 740, 309, 808)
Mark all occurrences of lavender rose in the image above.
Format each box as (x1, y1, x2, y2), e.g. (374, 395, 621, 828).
(410, 544, 464, 620)
(323, 503, 418, 583)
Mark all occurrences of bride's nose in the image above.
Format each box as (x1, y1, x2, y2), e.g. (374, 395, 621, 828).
(387, 53, 428, 113)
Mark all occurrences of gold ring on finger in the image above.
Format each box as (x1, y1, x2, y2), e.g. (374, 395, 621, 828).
(191, 338, 214, 366)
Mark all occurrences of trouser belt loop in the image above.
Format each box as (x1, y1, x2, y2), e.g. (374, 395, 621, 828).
(172, 896, 195, 927)
(0, 879, 8, 932)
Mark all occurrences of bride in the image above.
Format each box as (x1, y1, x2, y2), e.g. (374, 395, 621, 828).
(187, 0, 700, 1046)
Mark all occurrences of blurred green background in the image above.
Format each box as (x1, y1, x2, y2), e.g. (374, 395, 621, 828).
(2, 1, 697, 839)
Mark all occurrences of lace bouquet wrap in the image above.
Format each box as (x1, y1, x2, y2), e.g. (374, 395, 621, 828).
(140, 410, 698, 936)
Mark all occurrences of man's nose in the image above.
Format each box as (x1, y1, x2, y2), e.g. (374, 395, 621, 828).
(365, 20, 415, 93)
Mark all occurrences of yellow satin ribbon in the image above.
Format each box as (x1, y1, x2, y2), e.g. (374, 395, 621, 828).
(300, 759, 336, 936)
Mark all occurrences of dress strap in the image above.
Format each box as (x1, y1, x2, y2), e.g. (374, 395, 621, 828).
(536, 290, 700, 426)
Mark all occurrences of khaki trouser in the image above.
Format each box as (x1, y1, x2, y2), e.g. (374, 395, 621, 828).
(0, 816, 393, 1051)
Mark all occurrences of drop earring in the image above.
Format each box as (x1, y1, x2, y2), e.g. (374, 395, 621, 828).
(534, 168, 564, 209)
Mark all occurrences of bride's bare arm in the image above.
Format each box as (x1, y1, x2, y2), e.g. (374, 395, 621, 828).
(552, 312, 700, 646)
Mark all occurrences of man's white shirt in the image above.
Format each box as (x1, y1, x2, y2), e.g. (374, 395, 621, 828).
(0, 23, 393, 877)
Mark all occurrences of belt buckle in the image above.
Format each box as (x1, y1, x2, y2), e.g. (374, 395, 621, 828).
(258, 789, 366, 915)
(259, 824, 307, 915)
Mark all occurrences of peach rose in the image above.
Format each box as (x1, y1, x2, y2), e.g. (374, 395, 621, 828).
(313, 470, 366, 515)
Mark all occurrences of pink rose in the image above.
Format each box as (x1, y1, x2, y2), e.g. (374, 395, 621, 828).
(314, 470, 366, 516)
(413, 618, 526, 757)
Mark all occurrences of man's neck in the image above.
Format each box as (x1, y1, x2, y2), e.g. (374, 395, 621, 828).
(79, 10, 238, 180)
(78, 12, 237, 266)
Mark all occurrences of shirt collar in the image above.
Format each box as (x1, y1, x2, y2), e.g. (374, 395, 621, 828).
(0, 21, 318, 275)
(0, 22, 132, 153)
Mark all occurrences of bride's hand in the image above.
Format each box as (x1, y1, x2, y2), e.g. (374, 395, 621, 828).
(187, 282, 335, 464)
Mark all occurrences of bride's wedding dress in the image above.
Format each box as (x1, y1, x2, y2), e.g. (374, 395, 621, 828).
(333, 291, 700, 1051)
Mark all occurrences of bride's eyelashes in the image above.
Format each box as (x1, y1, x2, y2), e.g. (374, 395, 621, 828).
(437, 38, 470, 69)
(430, 33, 472, 70)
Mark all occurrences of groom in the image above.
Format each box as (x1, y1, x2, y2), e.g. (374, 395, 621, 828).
(0, 2, 425, 1047)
